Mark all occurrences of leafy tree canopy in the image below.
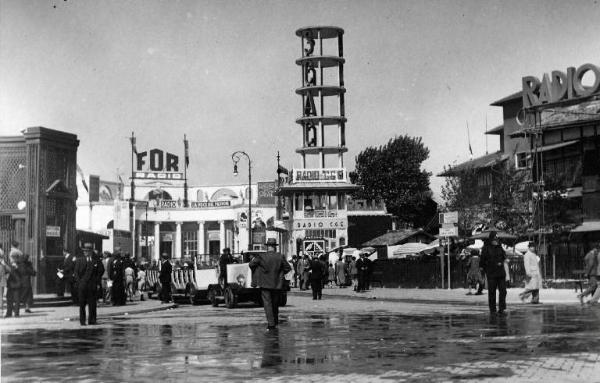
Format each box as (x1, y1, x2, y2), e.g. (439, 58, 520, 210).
(350, 135, 434, 227)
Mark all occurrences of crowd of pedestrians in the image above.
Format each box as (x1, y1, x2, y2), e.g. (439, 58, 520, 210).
(0, 241, 37, 318)
(290, 249, 374, 297)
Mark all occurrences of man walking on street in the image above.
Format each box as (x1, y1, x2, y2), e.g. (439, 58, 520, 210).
(576, 243, 598, 304)
(480, 231, 509, 315)
(249, 238, 291, 331)
(74, 243, 104, 325)
(308, 254, 325, 300)
(583, 243, 600, 305)
(159, 253, 172, 303)
(519, 241, 542, 304)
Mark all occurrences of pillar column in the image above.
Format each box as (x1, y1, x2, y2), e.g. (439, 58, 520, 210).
(197, 221, 205, 263)
(136, 221, 143, 262)
(154, 222, 161, 262)
(175, 222, 182, 259)
(219, 220, 226, 252)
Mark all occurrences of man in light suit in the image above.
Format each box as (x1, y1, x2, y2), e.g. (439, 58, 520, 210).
(249, 239, 291, 331)
(74, 243, 104, 325)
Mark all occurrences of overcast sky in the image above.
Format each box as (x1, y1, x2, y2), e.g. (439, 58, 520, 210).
(2, 0, 600, 197)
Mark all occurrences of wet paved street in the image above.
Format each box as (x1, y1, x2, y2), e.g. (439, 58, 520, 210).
(2, 295, 600, 382)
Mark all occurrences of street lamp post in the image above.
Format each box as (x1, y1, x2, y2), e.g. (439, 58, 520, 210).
(232, 151, 252, 251)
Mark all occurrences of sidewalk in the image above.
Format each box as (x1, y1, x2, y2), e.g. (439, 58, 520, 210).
(1, 294, 177, 329)
(289, 285, 583, 306)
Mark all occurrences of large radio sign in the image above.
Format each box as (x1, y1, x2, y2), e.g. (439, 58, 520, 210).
(134, 148, 183, 179)
(292, 168, 347, 183)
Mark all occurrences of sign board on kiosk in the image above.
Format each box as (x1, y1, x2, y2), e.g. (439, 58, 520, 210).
(439, 225, 458, 237)
(439, 211, 458, 224)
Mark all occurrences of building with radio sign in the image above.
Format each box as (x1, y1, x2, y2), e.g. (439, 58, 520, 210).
(440, 61, 600, 278)
(276, 26, 361, 257)
(0, 127, 79, 293)
(76, 146, 280, 264)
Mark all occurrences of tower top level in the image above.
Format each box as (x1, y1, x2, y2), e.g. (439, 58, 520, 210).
(295, 26, 347, 170)
(295, 26, 344, 39)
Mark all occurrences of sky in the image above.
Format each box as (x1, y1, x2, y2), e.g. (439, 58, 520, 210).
(2, 0, 600, 199)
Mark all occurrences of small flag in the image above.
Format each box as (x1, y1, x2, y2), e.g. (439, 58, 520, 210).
(277, 164, 289, 175)
(184, 135, 189, 168)
(76, 164, 89, 192)
(117, 174, 124, 186)
(130, 133, 137, 154)
(467, 122, 473, 160)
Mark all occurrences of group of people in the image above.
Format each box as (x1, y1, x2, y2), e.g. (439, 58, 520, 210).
(0, 241, 36, 318)
(57, 244, 147, 325)
(291, 251, 374, 297)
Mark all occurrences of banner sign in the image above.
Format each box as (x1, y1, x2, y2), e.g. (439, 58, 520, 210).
(134, 148, 183, 179)
(523, 62, 600, 107)
(294, 218, 346, 230)
(134, 172, 183, 180)
(292, 168, 347, 183)
(156, 200, 231, 209)
(257, 181, 277, 205)
(46, 225, 61, 238)
(113, 200, 130, 232)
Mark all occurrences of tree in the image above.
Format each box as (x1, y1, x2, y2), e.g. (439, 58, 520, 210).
(350, 135, 433, 227)
(441, 164, 530, 234)
(440, 167, 485, 234)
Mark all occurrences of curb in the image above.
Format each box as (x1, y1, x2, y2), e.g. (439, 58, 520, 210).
(287, 290, 488, 306)
(64, 303, 179, 322)
(287, 290, 581, 307)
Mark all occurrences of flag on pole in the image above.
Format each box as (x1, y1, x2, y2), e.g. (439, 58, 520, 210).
(130, 133, 137, 154)
(467, 122, 473, 160)
(184, 135, 189, 168)
(277, 164, 289, 175)
(76, 164, 89, 192)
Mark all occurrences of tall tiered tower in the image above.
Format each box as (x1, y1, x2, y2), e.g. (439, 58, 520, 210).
(278, 26, 358, 257)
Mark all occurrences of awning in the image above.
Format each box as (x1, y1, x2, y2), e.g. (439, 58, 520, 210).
(571, 221, 600, 233)
(534, 140, 578, 153)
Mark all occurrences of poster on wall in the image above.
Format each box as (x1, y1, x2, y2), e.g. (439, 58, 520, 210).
(257, 181, 276, 205)
(113, 200, 130, 232)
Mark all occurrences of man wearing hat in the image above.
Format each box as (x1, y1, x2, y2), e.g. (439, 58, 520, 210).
(249, 238, 291, 330)
(480, 231, 510, 315)
(74, 243, 104, 325)
(159, 252, 172, 303)
(218, 248, 235, 286)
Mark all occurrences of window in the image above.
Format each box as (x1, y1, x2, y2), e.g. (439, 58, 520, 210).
(338, 193, 346, 209)
(182, 231, 197, 258)
(304, 195, 314, 211)
(294, 193, 302, 211)
(328, 193, 338, 210)
(515, 152, 531, 170)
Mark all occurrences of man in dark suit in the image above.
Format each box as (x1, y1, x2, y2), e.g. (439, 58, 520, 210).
(249, 239, 291, 330)
(159, 253, 172, 303)
(110, 250, 126, 306)
(308, 255, 325, 300)
(480, 231, 509, 315)
(218, 248, 235, 286)
(74, 243, 104, 325)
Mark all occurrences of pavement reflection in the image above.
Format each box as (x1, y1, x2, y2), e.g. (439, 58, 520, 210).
(2, 304, 600, 382)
